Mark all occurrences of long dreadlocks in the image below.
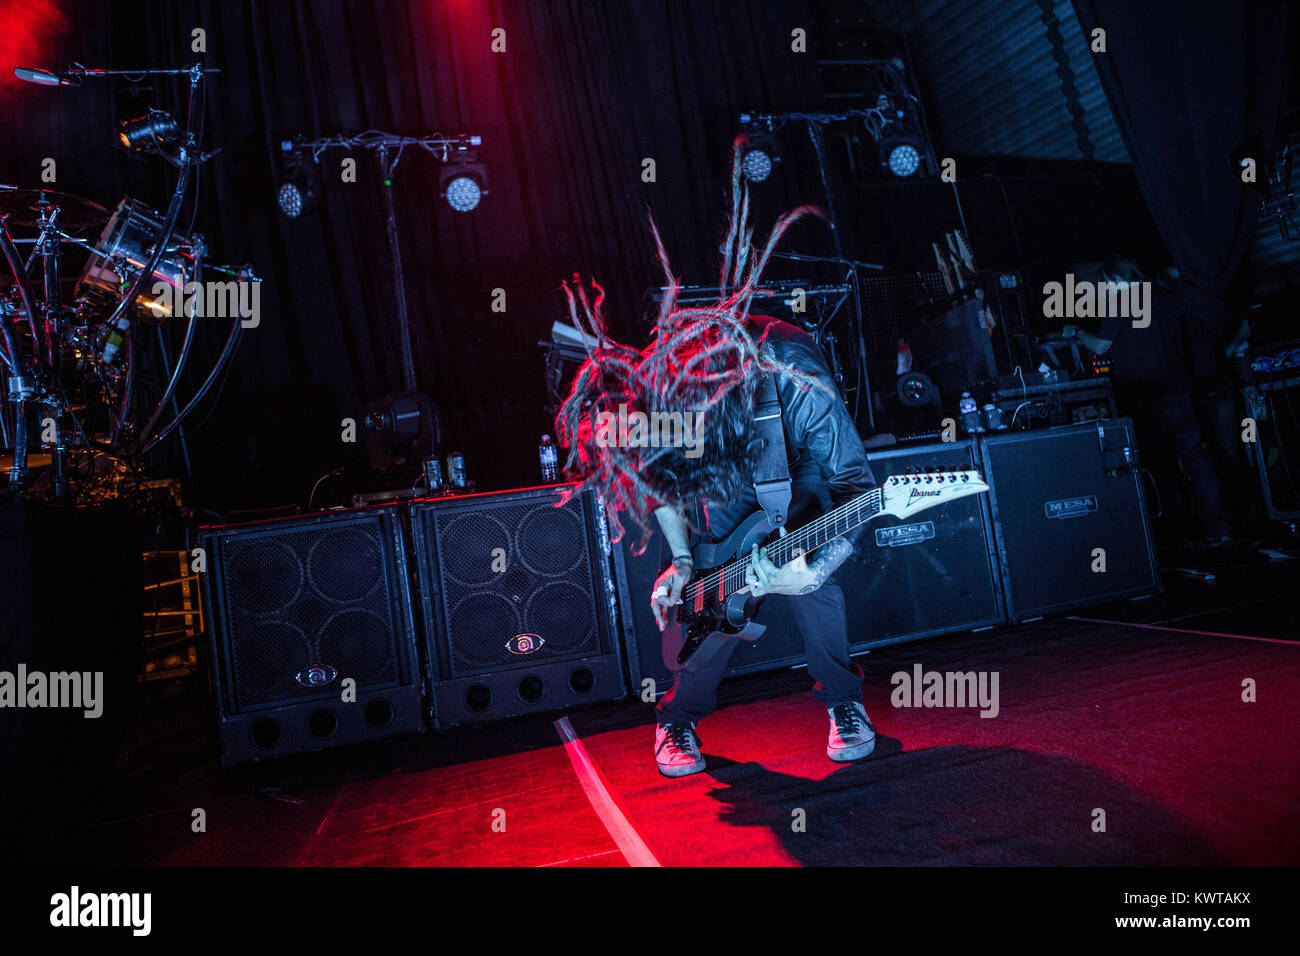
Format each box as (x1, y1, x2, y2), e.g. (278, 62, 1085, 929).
(556, 135, 834, 553)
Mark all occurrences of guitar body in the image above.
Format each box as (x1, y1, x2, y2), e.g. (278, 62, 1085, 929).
(661, 510, 776, 674)
(655, 467, 991, 676)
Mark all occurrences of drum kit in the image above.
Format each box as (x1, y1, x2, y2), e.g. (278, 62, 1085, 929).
(1, 61, 256, 502)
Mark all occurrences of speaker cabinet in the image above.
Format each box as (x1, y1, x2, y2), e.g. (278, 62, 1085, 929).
(1, 502, 141, 843)
(853, 440, 1005, 641)
(1246, 371, 1300, 520)
(410, 484, 627, 727)
(980, 419, 1161, 621)
(200, 505, 425, 766)
(620, 439, 1006, 690)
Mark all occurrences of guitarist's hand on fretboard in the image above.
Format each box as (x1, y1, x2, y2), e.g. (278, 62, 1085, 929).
(651, 558, 693, 632)
(745, 540, 817, 597)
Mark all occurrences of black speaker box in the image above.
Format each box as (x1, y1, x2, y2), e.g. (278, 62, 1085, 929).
(0, 502, 140, 843)
(851, 440, 1005, 642)
(980, 419, 1161, 621)
(619, 439, 1005, 690)
(1247, 371, 1300, 520)
(410, 484, 627, 727)
(200, 505, 426, 765)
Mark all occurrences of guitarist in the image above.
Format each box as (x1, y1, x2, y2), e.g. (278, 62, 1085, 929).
(647, 316, 878, 777)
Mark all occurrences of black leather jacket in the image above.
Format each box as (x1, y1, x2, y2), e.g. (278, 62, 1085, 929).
(757, 317, 877, 548)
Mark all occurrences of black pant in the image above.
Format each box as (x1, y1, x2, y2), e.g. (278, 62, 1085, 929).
(655, 461, 864, 726)
(1122, 388, 1231, 542)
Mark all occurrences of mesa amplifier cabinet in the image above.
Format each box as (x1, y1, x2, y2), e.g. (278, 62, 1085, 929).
(410, 484, 626, 727)
(980, 419, 1160, 621)
(200, 505, 426, 766)
(854, 440, 1004, 643)
(619, 439, 1005, 691)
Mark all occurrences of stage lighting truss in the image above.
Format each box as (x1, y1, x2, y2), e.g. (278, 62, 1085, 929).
(274, 131, 486, 217)
(737, 63, 935, 184)
(807, 58, 937, 180)
(275, 142, 320, 219)
(860, 61, 935, 179)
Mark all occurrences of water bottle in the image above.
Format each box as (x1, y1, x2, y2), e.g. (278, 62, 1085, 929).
(539, 434, 559, 483)
(959, 391, 984, 434)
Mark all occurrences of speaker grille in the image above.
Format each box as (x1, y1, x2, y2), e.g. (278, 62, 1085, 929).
(982, 421, 1159, 618)
(416, 490, 603, 678)
(211, 514, 408, 711)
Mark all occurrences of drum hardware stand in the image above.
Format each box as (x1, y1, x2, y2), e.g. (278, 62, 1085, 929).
(35, 205, 73, 496)
(107, 65, 212, 447)
(0, 217, 44, 492)
(2, 60, 241, 499)
(136, 237, 207, 474)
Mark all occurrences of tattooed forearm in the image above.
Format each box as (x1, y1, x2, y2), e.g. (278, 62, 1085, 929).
(800, 538, 854, 594)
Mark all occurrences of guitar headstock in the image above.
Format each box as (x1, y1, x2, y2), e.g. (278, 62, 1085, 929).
(878, 466, 989, 520)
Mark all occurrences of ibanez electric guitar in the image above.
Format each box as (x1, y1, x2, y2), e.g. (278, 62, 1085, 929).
(661, 467, 990, 672)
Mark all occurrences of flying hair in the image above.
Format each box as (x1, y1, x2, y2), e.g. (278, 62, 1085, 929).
(555, 135, 832, 553)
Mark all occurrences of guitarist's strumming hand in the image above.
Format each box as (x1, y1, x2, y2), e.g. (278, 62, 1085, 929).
(747, 531, 854, 597)
(651, 557, 693, 632)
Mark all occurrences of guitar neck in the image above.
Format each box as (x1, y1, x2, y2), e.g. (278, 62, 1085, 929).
(760, 488, 883, 569)
(690, 488, 884, 605)
(681, 469, 987, 609)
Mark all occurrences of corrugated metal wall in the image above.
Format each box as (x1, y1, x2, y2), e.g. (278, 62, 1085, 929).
(872, 0, 1127, 163)
(1248, 195, 1300, 296)
(873, 0, 1297, 296)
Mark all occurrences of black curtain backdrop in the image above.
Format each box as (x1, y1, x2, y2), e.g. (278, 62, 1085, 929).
(7, 1, 1283, 511)
(0, 0, 827, 511)
(1071, 0, 1296, 368)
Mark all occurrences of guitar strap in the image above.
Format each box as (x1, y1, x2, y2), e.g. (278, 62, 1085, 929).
(752, 372, 791, 531)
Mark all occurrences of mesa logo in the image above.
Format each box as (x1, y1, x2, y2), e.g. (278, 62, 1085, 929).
(505, 633, 544, 655)
(1044, 495, 1098, 520)
(875, 521, 936, 548)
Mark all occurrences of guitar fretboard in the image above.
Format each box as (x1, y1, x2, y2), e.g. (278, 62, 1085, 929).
(684, 486, 884, 608)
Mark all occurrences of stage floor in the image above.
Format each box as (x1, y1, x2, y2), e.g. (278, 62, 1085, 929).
(21, 543, 1300, 867)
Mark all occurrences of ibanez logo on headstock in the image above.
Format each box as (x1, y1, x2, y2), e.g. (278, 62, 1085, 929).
(879, 467, 988, 520)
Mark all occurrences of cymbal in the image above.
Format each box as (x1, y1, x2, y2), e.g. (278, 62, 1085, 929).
(0, 185, 108, 232)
